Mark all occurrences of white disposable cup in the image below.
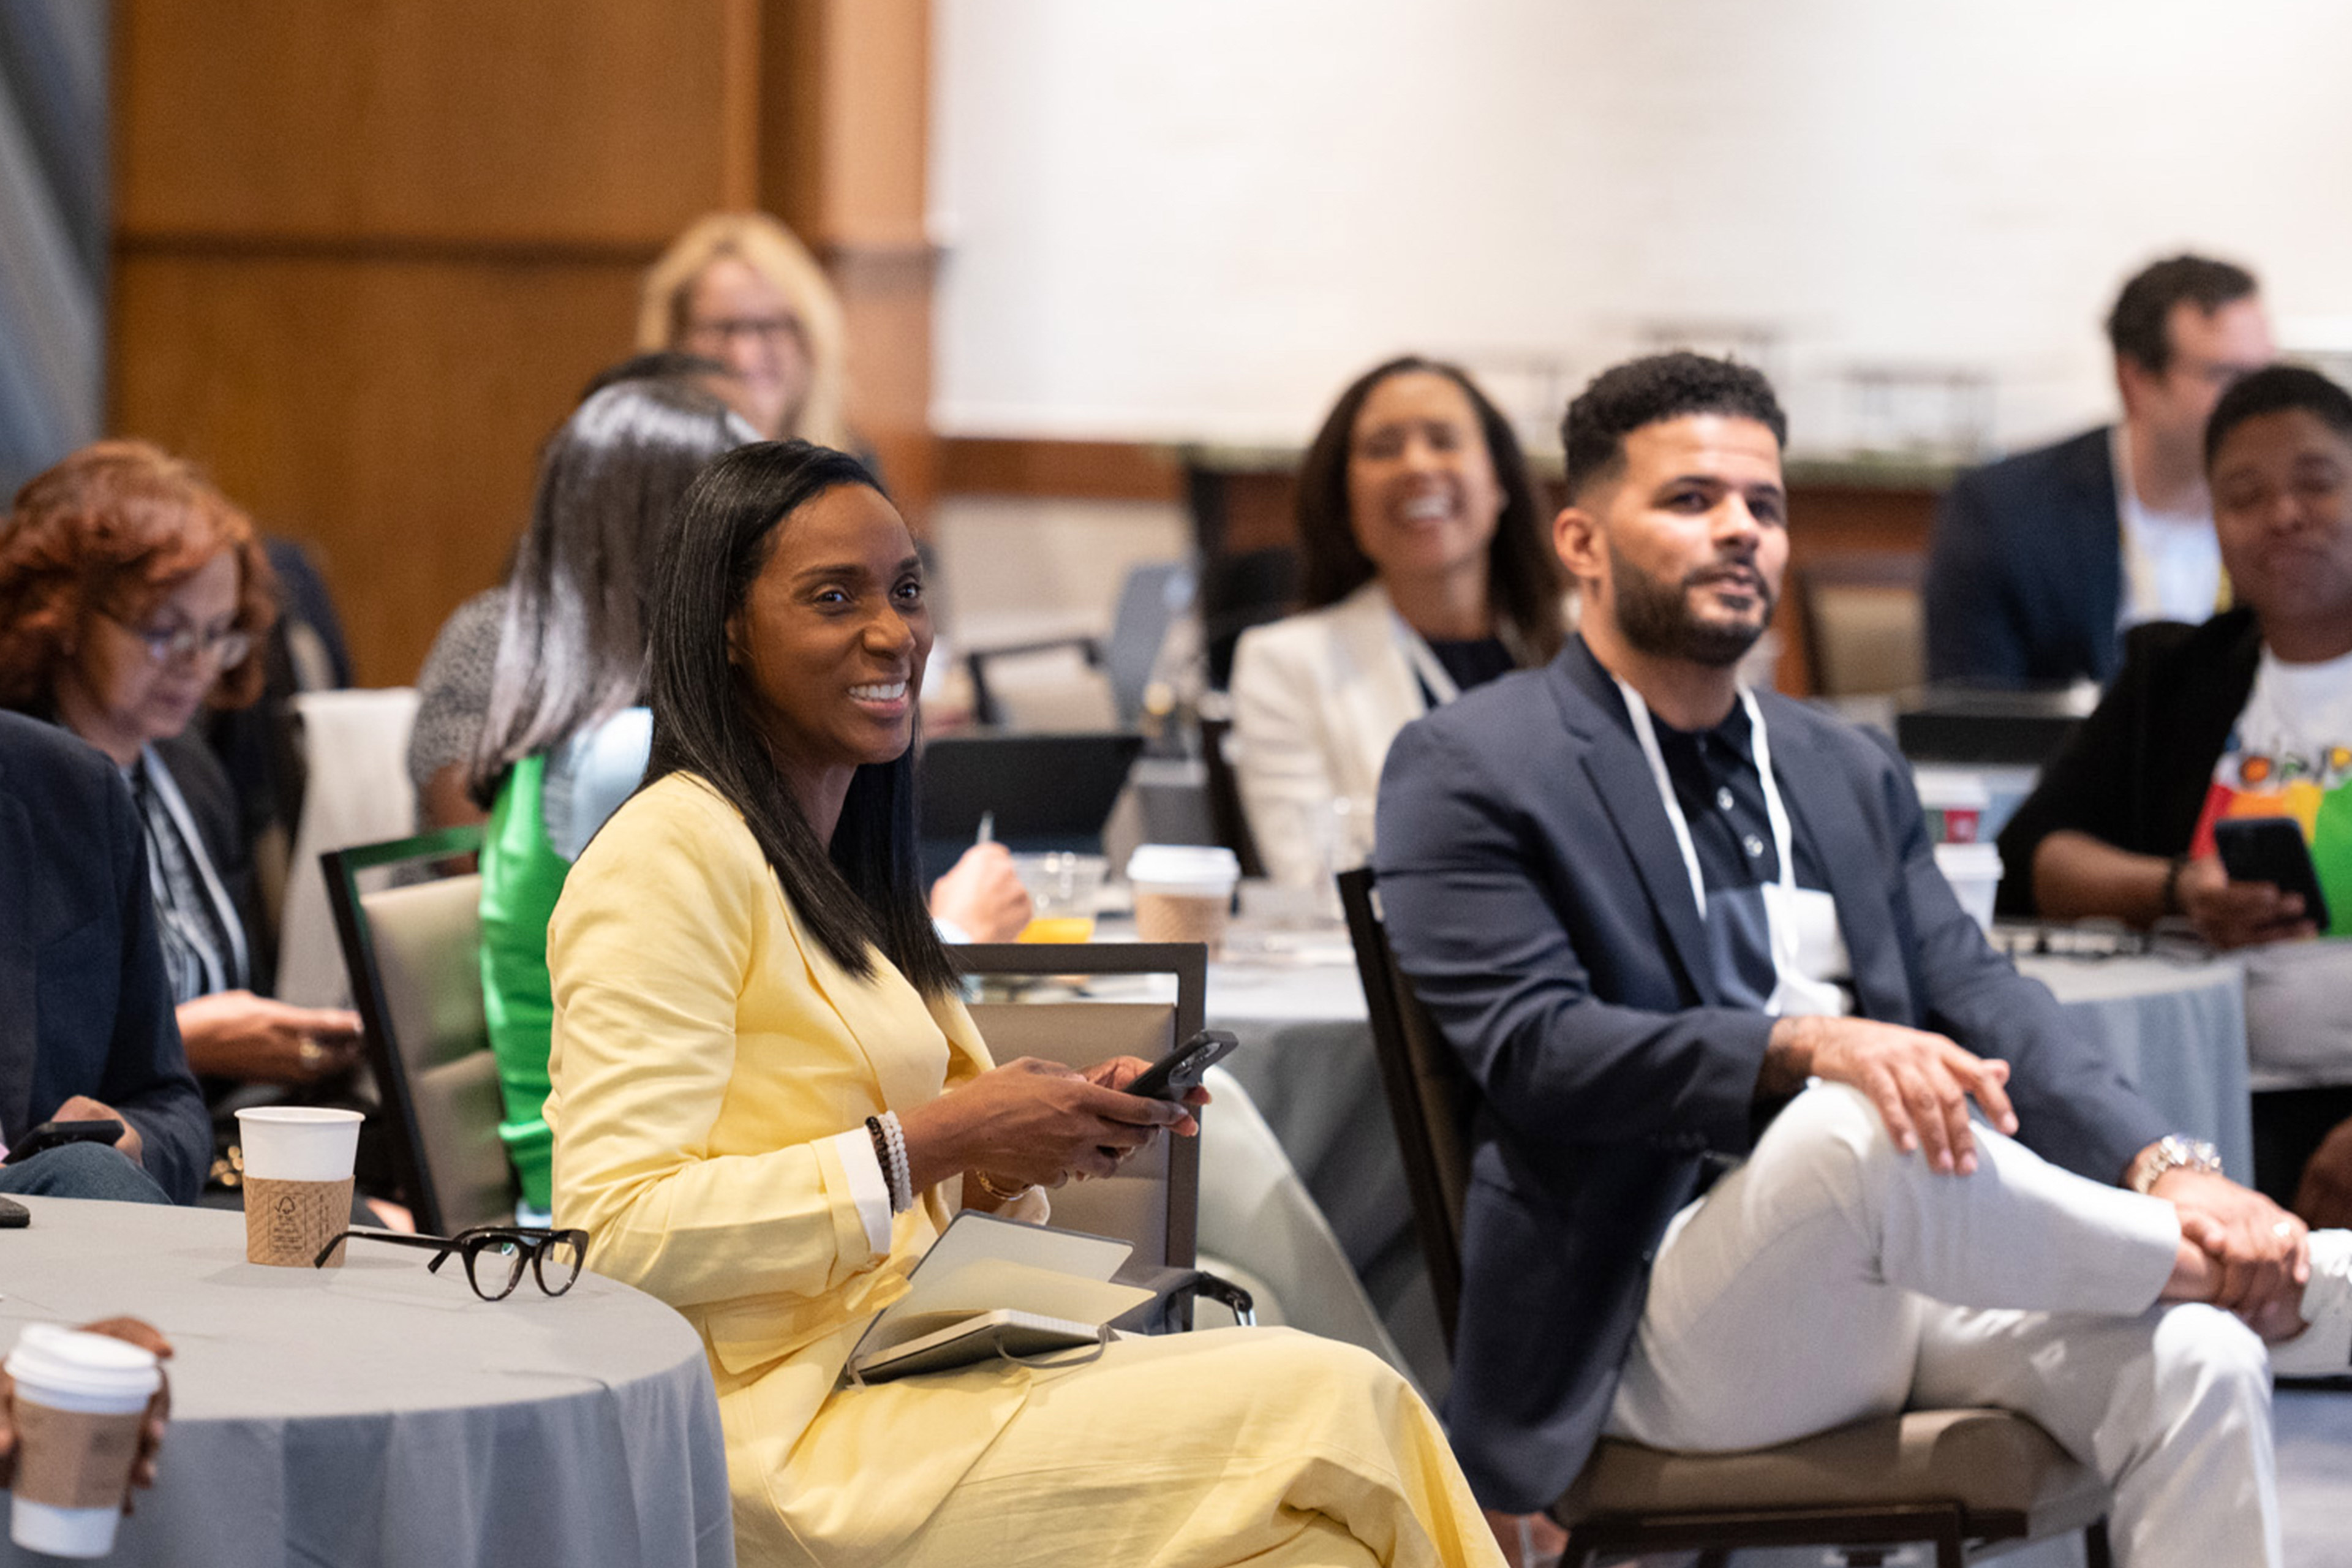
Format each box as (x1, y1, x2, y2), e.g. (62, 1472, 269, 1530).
(6, 1324, 162, 1559)
(235, 1106, 363, 1182)
(1933, 841, 2005, 933)
(235, 1106, 363, 1267)
(1126, 845, 1242, 954)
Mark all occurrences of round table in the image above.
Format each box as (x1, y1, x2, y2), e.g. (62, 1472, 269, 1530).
(1201, 938, 2253, 1395)
(0, 1197, 733, 1568)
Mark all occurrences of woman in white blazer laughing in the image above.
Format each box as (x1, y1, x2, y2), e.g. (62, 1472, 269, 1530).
(1231, 358, 1567, 887)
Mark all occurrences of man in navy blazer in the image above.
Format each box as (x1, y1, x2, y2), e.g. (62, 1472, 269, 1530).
(0, 711, 206, 1202)
(1924, 254, 2271, 687)
(1378, 353, 2348, 1566)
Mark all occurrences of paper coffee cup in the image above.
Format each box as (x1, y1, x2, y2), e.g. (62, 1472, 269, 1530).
(235, 1106, 363, 1267)
(1933, 840, 2005, 933)
(6, 1324, 162, 1559)
(1126, 845, 1241, 956)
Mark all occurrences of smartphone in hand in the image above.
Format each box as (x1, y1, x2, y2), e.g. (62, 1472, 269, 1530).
(2213, 817, 2331, 930)
(2, 1119, 126, 1165)
(1125, 1030, 1239, 1101)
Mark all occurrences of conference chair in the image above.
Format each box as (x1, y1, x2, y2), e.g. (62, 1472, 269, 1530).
(1196, 710, 1268, 879)
(963, 560, 1195, 729)
(954, 940, 1246, 1332)
(323, 826, 518, 1237)
(1336, 867, 2114, 1568)
(274, 686, 423, 1008)
(1796, 549, 1928, 698)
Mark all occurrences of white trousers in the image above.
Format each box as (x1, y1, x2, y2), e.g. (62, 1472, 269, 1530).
(1605, 1083, 2280, 1568)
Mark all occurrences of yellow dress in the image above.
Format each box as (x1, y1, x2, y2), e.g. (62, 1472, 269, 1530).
(545, 773, 1501, 1568)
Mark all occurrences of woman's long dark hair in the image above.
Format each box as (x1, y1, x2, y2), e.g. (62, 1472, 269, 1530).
(468, 377, 751, 803)
(1294, 356, 1564, 661)
(643, 440, 954, 998)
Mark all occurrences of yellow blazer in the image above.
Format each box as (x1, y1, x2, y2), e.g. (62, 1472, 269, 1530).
(545, 772, 1029, 1562)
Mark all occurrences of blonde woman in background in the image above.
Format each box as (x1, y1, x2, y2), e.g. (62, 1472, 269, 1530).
(637, 212, 851, 447)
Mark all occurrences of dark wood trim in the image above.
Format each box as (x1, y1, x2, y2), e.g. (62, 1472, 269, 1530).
(938, 436, 1182, 502)
(113, 228, 667, 269)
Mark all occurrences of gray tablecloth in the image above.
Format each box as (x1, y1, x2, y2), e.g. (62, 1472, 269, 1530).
(0, 1197, 733, 1568)
(1205, 943, 2253, 1394)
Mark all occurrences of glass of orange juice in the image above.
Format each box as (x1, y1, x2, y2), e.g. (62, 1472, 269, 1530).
(1012, 853, 1107, 943)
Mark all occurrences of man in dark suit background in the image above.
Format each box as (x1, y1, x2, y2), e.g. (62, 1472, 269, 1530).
(0, 710, 207, 1202)
(1924, 254, 2271, 687)
(1376, 353, 2348, 1567)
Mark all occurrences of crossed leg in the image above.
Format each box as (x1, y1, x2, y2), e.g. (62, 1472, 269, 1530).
(1603, 1082, 2278, 1567)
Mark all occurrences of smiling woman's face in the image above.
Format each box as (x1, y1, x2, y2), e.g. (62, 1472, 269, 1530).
(1343, 370, 1506, 591)
(726, 483, 931, 829)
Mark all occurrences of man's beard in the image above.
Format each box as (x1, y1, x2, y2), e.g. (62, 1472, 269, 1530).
(1607, 541, 1774, 669)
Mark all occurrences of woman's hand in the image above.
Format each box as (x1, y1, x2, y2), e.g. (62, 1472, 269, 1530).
(927, 843, 1034, 942)
(897, 1057, 1191, 1193)
(2176, 854, 2318, 949)
(175, 992, 365, 1084)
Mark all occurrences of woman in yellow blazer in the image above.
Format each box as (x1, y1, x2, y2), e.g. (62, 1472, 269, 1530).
(544, 440, 1502, 1568)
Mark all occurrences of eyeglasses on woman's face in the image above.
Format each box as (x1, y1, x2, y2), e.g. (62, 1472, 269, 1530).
(313, 1225, 589, 1301)
(103, 611, 252, 671)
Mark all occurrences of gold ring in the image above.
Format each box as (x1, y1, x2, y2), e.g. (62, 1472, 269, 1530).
(299, 1039, 325, 1071)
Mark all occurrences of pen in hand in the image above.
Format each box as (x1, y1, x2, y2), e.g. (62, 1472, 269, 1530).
(976, 810, 994, 846)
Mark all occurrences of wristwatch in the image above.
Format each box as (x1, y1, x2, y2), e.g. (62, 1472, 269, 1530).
(2128, 1134, 2223, 1194)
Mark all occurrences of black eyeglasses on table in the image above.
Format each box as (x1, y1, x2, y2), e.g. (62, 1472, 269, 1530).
(313, 1225, 589, 1300)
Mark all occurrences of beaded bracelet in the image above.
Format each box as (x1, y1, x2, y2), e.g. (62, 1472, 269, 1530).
(865, 1112, 913, 1213)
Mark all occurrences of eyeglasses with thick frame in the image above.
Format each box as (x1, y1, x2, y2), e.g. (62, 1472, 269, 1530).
(312, 1224, 589, 1300)
(100, 610, 253, 671)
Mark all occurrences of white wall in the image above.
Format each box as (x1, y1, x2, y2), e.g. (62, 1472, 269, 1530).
(931, 0, 2352, 458)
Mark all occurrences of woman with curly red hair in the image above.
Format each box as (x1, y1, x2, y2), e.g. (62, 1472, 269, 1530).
(0, 440, 363, 1109)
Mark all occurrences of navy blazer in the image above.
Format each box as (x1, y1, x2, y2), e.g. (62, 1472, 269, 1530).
(1374, 638, 2169, 1510)
(0, 712, 209, 1202)
(1924, 426, 2124, 688)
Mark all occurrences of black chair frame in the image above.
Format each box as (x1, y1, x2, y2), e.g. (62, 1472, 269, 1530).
(948, 940, 1208, 1276)
(321, 824, 487, 1237)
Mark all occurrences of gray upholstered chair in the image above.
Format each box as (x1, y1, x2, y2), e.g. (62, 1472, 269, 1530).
(1336, 867, 2113, 1568)
(954, 941, 1220, 1327)
(323, 826, 518, 1236)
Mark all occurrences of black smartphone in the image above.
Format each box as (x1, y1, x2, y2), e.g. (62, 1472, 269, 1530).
(2213, 817, 2331, 930)
(0, 1197, 26, 1228)
(3, 1118, 126, 1166)
(1125, 1029, 1239, 1101)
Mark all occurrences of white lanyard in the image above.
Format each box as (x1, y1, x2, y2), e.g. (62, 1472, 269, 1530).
(1613, 679, 1801, 981)
(137, 745, 251, 992)
(1395, 616, 1461, 709)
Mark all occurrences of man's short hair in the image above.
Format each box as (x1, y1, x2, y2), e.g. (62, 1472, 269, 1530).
(1561, 352, 1787, 501)
(2105, 255, 2258, 375)
(2203, 364, 2352, 467)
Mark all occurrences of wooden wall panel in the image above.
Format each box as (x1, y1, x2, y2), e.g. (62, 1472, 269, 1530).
(111, 255, 641, 685)
(116, 1, 739, 247)
(111, 0, 935, 683)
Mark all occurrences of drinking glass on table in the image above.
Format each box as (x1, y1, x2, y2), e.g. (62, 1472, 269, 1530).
(1011, 853, 1107, 943)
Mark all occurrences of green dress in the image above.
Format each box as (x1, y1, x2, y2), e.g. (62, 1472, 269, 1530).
(479, 753, 569, 1214)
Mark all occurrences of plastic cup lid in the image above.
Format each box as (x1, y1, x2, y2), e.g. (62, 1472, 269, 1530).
(5, 1324, 161, 1404)
(1125, 843, 1240, 889)
(1932, 841, 2005, 873)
